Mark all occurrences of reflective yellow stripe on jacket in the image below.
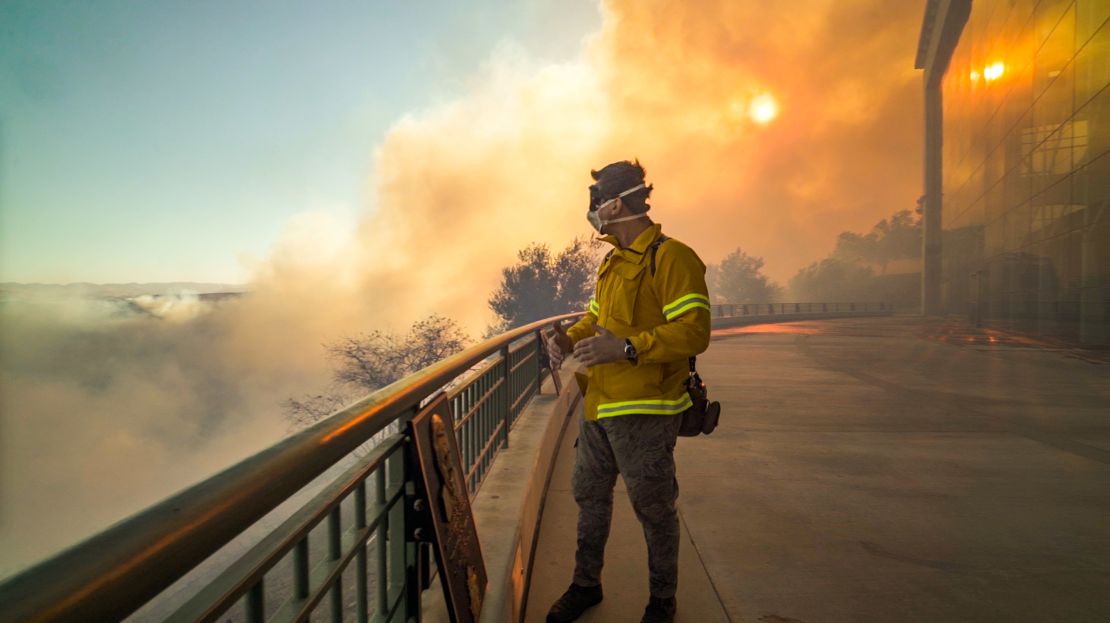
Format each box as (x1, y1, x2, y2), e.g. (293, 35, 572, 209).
(596, 394, 693, 419)
(662, 293, 711, 321)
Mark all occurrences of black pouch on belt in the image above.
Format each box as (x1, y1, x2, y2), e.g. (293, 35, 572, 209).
(677, 356, 721, 437)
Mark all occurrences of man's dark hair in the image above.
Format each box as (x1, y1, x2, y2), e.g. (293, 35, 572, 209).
(591, 159, 653, 214)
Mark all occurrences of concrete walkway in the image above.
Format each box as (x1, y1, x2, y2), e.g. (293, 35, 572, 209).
(524, 316, 1110, 623)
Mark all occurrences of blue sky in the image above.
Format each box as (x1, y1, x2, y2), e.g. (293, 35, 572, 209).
(0, 0, 600, 283)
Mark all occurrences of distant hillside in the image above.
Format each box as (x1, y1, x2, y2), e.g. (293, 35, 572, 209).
(0, 282, 248, 298)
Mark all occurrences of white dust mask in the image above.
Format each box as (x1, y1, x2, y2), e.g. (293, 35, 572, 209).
(587, 183, 648, 233)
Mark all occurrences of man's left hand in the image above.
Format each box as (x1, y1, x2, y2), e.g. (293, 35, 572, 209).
(574, 324, 628, 367)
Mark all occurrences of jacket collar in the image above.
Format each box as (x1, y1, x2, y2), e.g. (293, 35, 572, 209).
(600, 222, 663, 260)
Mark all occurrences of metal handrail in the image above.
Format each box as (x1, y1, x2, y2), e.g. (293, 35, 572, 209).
(712, 301, 894, 318)
(0, 312, 581, 623)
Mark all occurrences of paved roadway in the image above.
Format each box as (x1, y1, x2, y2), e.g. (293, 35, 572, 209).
(525, 316, 1110, 623)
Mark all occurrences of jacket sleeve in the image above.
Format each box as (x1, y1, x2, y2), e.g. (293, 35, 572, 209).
(627, 243, 711, 364)
(565, 295, 599, 346)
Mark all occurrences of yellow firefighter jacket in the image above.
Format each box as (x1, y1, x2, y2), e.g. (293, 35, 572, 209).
(566, 222, 711, 420)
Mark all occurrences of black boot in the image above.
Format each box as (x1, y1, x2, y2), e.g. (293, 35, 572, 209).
(546, 583, 603, 623)
(640, 595, 676, 623)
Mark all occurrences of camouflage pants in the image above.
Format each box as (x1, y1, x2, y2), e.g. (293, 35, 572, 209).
(571, 412, 681, 598)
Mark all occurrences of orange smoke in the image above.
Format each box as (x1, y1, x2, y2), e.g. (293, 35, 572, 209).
(326, 0, 925, 335)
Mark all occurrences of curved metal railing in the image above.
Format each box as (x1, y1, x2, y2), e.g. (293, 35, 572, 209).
(0, 313, 581, 623)
(0, 300, 893, 622)
(713, 301, 894, 318)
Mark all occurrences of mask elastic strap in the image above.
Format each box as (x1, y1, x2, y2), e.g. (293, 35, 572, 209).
(615, 183, 646, 198)
(603, 213, 648, 225)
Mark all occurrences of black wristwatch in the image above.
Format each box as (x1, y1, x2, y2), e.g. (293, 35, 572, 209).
(624, 339, 637, 363)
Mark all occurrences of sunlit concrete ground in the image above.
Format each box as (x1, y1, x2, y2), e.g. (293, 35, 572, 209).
(525, 316, 1110, 623)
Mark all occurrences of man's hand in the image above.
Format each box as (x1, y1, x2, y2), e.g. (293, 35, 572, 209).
(574, 324, 628, 367)
(545, 321, 573, 369)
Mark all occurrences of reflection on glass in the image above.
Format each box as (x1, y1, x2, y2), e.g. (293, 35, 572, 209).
(940, 0, 1109, 345)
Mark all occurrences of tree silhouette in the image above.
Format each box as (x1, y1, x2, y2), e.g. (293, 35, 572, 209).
(789, 258, 876, 302)
(832, 209, 921, 274)
(711, 247, 783, 303)
(487, 238, 599, 334)
(284, 315, 469, 432)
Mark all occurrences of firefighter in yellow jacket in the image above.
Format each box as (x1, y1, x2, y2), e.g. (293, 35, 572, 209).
(544, 160, 710, 623)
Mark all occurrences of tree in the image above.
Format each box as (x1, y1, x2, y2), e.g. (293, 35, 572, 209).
(284, 314, 469, 432)
(877, 209, 922, 272)
(832, 231, 879, 266)
(329, 315, 469, 391)
(285, 392, 354, 432)
(487, 238, 600, 333)
(711, 247, 783, 303)
(788, 258, 875, 302)
(832, 209, 921, 274)
(790, 207, 923, 306)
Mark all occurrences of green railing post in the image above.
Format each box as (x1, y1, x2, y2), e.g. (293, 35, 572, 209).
(535, 331, 544, 395)
(388, 442, 408, 622)
(501, 344, 511, 448)
(246, 579, 264, 623)
(405, 420, 425, 623)
(355, 480, 369, 623)
(375, 468, 388, 617)
(328, 507, 342, 622)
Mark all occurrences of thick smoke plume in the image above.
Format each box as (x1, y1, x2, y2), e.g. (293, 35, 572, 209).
(0, 0, 924, 576)
(350, 0, 925, 318)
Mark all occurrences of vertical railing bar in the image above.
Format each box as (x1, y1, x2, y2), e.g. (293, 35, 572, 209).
(480, 372, 487, 462)
(469, 383, 476, 492)
(479, 373, 486, 485)
(474, 376, 482, 473)
(483, 370, 491, 481)
(484, 369, 491, 475)
(473, 375, 482, 490)
(508, 344, 515, 426)
(329, 506, 342, 623)
(294, 537, 309, 600)
(517, 345, 522, 418)
(475, 375, 481, 491)
(387, 445, 408, 622)
(464, 389, 472, 471)
(489, 365, 495, 471)
(355, 481, 369, 623)
(460, 389, 469, 471)
(461, 389, 470, 473)
(466, 384, 475, 470)
(472, 377, 479, 491)
(375, 468, 388, 617)
(501, 345, 511, 449)
(534, 331, 544, 396)
(453, 396, 463, 477)
(246, 578, 264, 623)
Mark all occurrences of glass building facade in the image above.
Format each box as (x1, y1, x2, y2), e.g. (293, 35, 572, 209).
(930, 0, 1108, 344)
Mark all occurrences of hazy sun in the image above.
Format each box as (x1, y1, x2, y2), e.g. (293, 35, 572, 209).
(748, 93, 779, 125)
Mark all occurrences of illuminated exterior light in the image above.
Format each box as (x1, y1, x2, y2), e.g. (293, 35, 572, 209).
(983, 61, 1005, 81)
